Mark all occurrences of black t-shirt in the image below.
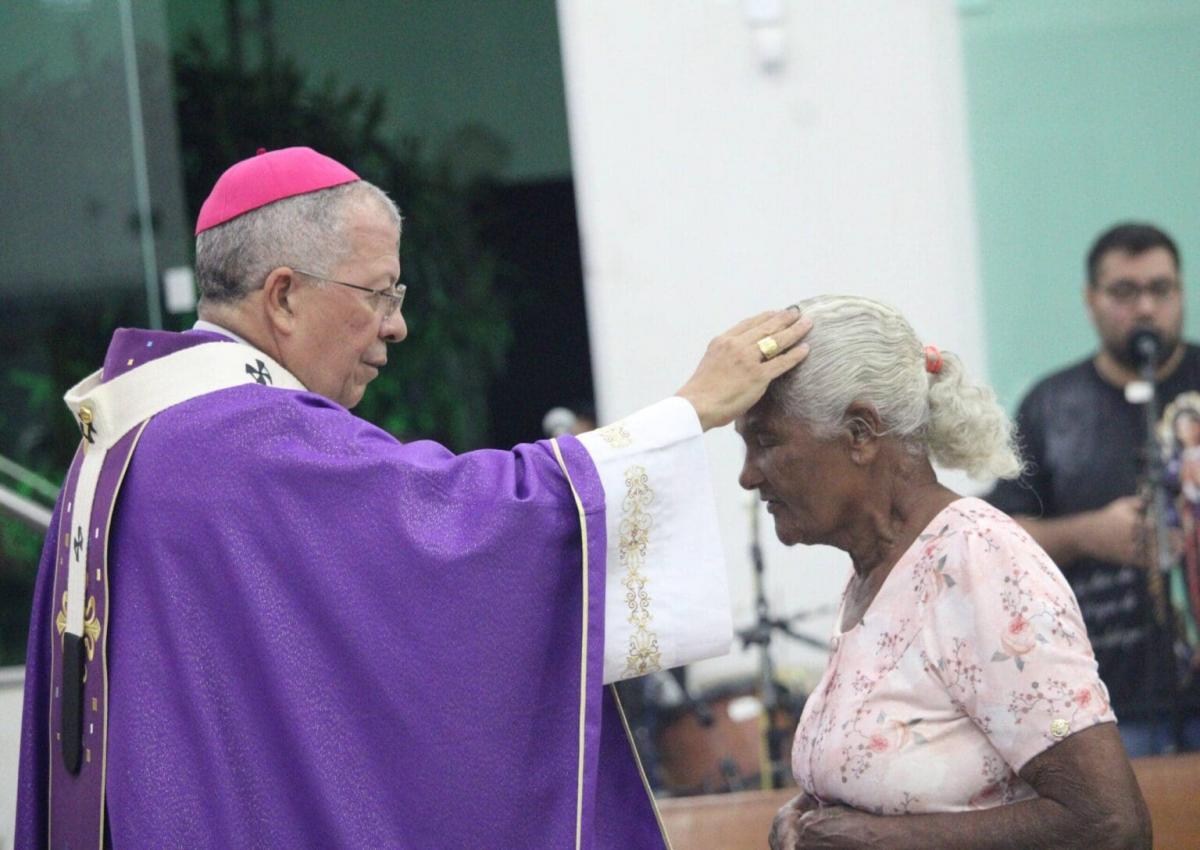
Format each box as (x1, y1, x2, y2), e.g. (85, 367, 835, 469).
(987, 345, 1200, 721)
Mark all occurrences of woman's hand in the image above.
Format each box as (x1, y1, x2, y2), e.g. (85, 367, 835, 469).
(791, 805, 869, 849)
(766, 725, 1149, 850)
(768, 792, 819, 850)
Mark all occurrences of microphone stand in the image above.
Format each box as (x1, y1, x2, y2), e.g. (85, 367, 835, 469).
(668, 666, 714, 727)
(1132, 348, 1185, 753)
(737, 500, 828, 789)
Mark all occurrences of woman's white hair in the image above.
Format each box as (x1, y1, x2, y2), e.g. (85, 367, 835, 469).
(769, 295, 1021, 480)
(195, 180, 401, 304)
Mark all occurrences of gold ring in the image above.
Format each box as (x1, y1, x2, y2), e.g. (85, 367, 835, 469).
(757, 336, 780, 361)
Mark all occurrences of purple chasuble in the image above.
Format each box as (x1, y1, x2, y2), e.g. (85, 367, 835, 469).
(17, 328, 669, 848)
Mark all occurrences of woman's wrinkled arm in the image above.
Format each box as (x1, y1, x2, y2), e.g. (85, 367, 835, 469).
(780, 722, 1150, 850)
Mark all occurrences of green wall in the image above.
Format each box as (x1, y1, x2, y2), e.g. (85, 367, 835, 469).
(960, 0, 1200, 407)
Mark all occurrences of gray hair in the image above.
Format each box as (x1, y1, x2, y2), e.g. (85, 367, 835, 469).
(769, 295, 1021, 480)
(195, 180, 401, 303)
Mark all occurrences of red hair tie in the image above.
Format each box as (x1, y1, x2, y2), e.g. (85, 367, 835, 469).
(924, 345, 943, 375)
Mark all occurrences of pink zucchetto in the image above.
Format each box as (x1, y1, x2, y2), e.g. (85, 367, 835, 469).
(194, 146, 360, 234)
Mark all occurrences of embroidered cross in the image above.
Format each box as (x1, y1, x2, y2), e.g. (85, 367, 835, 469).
(245, 360, 273, 385)
(73, 527, 84, 562)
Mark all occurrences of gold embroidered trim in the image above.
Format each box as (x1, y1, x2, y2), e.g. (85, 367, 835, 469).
(598, 423, 633, 449)
(81, 596, 100, 661)
(54, 592, 101, 662)
(97, 419, 150, 849)
(548, 438, 591, 850)
(620, 465, 661, 677)
(611, 685, 675, 848)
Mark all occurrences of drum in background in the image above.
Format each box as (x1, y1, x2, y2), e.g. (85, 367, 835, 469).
(654, 677, 804, 796)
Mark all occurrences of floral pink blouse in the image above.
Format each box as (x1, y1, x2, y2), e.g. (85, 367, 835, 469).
(792, 498, 1115, 814)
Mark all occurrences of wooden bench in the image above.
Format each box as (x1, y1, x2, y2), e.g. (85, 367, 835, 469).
(658, 753, 1200, 849)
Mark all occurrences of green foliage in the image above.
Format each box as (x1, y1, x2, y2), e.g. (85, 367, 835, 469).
(0, 290, 149, 663)
(0, 514, 46, 665)
(1, 292, 149, 481)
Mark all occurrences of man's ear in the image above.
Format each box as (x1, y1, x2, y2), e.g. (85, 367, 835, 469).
(844, 402, 882, 464)
(1083, 283, 1098, 324)
(263, 267, 299, 334)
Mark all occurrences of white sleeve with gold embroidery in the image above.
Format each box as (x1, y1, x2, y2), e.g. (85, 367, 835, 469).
(576, 396, 732, 685)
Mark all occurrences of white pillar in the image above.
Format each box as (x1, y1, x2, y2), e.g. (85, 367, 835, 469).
(558, 0, 984, 685)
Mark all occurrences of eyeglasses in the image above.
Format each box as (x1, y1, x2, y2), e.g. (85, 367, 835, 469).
(1098, 278, 1180, 305)
(291, 268, 406, 318)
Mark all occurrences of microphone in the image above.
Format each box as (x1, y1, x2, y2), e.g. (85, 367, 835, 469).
(1124, 329, 1163, 405)
(1128, 328, 1163, 371)
(542, 407, 578, 438)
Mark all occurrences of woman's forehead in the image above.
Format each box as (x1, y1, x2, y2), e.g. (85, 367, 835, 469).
(738, 403, 812, 438)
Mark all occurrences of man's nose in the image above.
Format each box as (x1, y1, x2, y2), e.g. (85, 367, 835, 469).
(1133, 289, 1163, 316)
(738, 457, 761, 491)
(381, 310, 408, 343)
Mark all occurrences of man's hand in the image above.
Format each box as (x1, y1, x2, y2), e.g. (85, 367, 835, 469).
(1079, 495, 1153, 568)
(676, 309, 811, 431)
(769, 793, 819, 850)
(1013, 494, 1166, 569)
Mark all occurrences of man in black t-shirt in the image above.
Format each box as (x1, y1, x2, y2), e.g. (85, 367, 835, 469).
(988, 222, 1200, 756)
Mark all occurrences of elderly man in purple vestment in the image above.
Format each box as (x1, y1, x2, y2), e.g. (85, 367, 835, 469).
(16, 146, 810, 849)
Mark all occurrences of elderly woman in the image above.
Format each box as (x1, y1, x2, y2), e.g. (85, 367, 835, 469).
(740, 296, 1151, 849)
